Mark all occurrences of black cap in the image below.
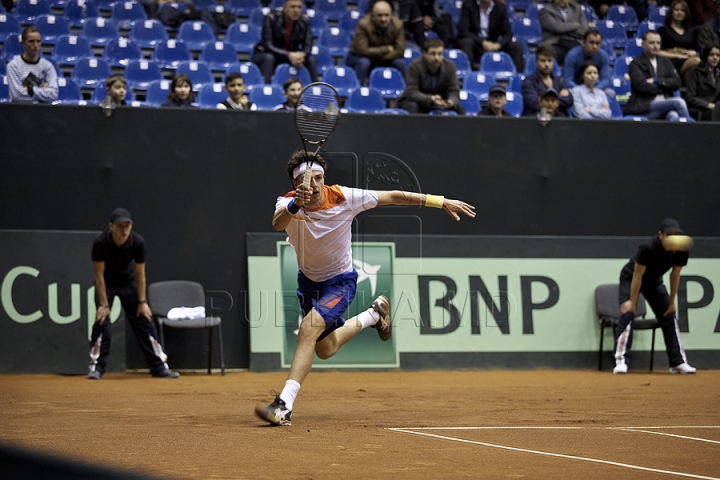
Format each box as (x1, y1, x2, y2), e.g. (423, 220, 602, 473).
(659, 218, 683, 234)
(540, 87, 559, 98)
(489, 85, 506, 95)
(110, 208, 133, 224)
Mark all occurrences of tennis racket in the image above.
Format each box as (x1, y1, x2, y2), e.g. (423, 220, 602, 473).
(294, 82, 341, 188)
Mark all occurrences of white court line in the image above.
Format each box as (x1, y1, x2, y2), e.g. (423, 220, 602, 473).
(398, 427, 584, 430)
(389, 428, 720, 480)
(617, 428, 720, 445)
(609, 426, 720, 429)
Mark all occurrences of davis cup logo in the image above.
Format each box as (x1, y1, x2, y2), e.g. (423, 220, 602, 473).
(279, 242, 397, 368)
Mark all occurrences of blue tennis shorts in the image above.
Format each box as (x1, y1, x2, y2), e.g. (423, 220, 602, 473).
(297, 269, 358, 342)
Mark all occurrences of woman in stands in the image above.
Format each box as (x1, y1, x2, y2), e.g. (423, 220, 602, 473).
(161, 74, 196, 108)
(685, 45, 720, 120)
(571, 60, 612, 119)
(657, 0, 701, 81)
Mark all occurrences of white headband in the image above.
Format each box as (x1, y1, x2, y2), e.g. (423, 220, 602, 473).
(293, 162, 325, 180)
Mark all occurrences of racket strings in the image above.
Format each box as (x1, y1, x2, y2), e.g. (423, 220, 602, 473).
(296, 85, 340, 145)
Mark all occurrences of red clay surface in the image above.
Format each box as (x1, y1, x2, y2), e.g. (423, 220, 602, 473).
(1, 370, 719, 479)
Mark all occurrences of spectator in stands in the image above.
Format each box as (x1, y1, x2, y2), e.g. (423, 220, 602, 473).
(346, 0, 406, 86)
(570, 60, 612, 118)
(105, 74, 128, 107)
(416, 0, 455, 48)
(141, 0, 198, 29)
(397, 38, 465, 114)
(659, 0, 701, 80)
(685, 44, 720, 120)
(538, 87, 567, 117)
(217, 72, 254, 110)
(697, 3, 720, 50)
(521, 45, 573, 115)
(691, 0, 718, 26)
(274, 77, 303, 111)
(7, 26, 58, 104)
(625, 31, 691, 119)
(161, 73, 196, 108)
(563, 29, 615, 98)
(539, 0, 588, 65)
(365, 0, 431, 48)
(253, 0, 318, 84)
(456, 0, 524, 73)
(479, 84, 513, 116)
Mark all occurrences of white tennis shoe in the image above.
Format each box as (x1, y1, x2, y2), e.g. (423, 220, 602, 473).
(613, 363, 628, 374)
(669, 363, 696, 374)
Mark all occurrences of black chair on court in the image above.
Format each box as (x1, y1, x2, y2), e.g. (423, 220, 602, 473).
(595, 284, 659, 371)
(148, 280, 225, 375)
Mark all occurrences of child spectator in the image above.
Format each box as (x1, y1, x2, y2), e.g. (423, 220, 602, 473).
(274, 77, 303, 111)
(479, 85, 513, 116)
(105, 74, 128, 107)
(161, 74, 196, 108)
(217, 73, 254, 110)
(571, 61, 612, 119)
(539, 87, 567, 117)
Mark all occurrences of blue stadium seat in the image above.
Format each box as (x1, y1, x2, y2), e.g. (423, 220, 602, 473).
(104, 37, 142, 66)
(52, 34, 92, 65)
(197, 82, 228, 108)
(317, 27, 351, 57)
(0, 75, 9, 102)
(225, 21, 260, 54)
(248, 7, 270, 28)
(379, 108, 409, 114)
(669, 116, 696, 122)
(63, 0, 100, 27)
(512, 17, 541, 46)
(33, 14, 70, 44)
(428, 109, 457, 115)
(95, 0, 116, 13)
(53, 76, 82, 103)
(178, 20, 216, 51)
(194, 0, 217, 9)
(607, 95, 623, 118)
(268, 0, 283, 8)
(403, 44, 421, 70)
(314, 0, 347, 21)
(110, 1, 147, 29)
(479, 51, 516, 81)
(635, 20, 660, 39)
(647, 5, 668, 24)
(311, 44, 334, 77)
(505, 0, 532, 11)
(369, 66, 405, 99)
(458, 90, 480, 115)
(176, 60, 214, 89)
(507, 6, 518, 24)
(607, 4, 638, 30)
(339, 9, 361, 31)
(440, 0, 463, 25)
(152, 38, 192, 69)
(226, 0, 262, 17)
(508, 73, 525, 93)
(145, 78, 171, 106)
(322, 65, 359, 97)
(523, 2, 544, 21)
(523, 53, 561, 76)
(344, 86, 385, 113)
(248, 83, 284, 109)
(79, 17, 120, 46)
(601, 39, 617, 63)
(306, 9, 329, 32)
(504, 90, 523, 117)
(71, 56, 111, 87)
(444, 48, 471, 80)
(225, 61, 263, 87)
(271, 63, 311, 87)
(15, 0, 51, 25)
(611, 75, 630, 104)
(0, 13, 22, 39)
(91, 81, 135, 103)
(200, 40, 238, 70)
(124, 59, 163, 89)
(612, 55, 632, 78)
(596, 20, 627, 48)
(2, 33, 24, 61)
(581, 3, 599, 25)
(45, 55, 61, 75)
(622, 115, 648, 121)
(624, 36, 643, 58)
(129, 19, 167, 48)
(0, 59, 5, 75)
(462, 71, 495, 101)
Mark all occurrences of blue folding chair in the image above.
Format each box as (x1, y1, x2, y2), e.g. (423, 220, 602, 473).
(0, 13, 22, 39)
(523, 2, 545, 21)
(369, 66, 405, 99)
(306, 9, 329, 32)
(110, 1, 147, 29)
(71, 56, 111, 87)
(512, 17, 541, 46)
(607, 4, 638, 31)
(462, 71, 495, 101)
(225, 61, 263, 87)
(91, 81, 135, 103)
(635, 20, 660, 39)
(79, 17, 120, 46)
(63, 0, 100, 27)
(178, 20, 216, 51)
(322, 65, 359, 97)
(248, 7, 270, 28)
(248, 83, 284, 109)
(607, 95, 623, 118)
(504, 90, 523, 117)
(596, 20, 627, 49)
(344, 86, 385, 113)
(624, 37, 643, 58)
(15, 0, 51, 25)
(339, 9, 361, 32)
(601, 39, 617, 63)
(612, 55, 632, 78)
(403, 44, 421, 70)
(458, 90, 480, 115)
(197, 82, 227, 108)
(314, 0, 346, 22)
(311, 44, 334, 77)
(444, 48, 471, 80)
(104, 37, 142, 66)
(200, 40, 238, 70)
(611, 75, 631, 104)
(225, 21, 260, 54)
(581, 3, 599, 25)
(505, 0, 532, 12)
(479, 51, 516, 81)
(176, 60, 214, 89)
(52, 34, 92, 65)
(647, 5, 668, 24)
(194, 0, 217, 9)
(523, 53, 561, 76)
(129, 19, 167, 48)
(124, 59, 163, 89)
(226, 0, 262, 17)
(152, 38, 192, 68)
(145, 78, 172, 105)
(271, 63, 312, 86)
(440, 0, 463, 25)
(508, 73, 525, 93)
(33, 14, 70, 44)
(2, 33, 24, 61)
(54, 76, 82, 103)
(317, 27, 351, 57)
(94, 0, 115, 13)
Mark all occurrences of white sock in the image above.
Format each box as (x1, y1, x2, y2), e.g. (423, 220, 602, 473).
(357, 307, 380, 329)
(279, 380, 301, 411)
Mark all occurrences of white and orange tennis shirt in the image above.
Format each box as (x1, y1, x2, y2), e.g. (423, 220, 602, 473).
(276, 185, 379, 283)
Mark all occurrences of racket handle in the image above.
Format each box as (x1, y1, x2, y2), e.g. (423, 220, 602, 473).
(303, 165, 312, 188)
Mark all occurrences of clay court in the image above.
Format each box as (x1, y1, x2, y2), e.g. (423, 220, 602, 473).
(1, 369, 719, 479)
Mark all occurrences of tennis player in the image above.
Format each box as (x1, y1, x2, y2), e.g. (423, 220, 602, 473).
(255, 151, 476, 425)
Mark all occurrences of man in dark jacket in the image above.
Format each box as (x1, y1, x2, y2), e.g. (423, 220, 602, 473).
(625, 31, 690, 120)
(253, 0, 318, 84)
(697, 9, 720, 49)
(457, 0, 524, 73)
(521, 45, 573, 115)
(398, 38, 465, 114)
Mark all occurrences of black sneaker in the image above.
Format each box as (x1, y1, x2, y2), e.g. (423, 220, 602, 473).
(87, 371, 102, 380)
(372, 295, 392, 341)
(152, 369, 180, 379)
(255, 396, 292, 426)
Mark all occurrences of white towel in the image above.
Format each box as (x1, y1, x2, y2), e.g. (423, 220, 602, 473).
(167, 306, 206, 320)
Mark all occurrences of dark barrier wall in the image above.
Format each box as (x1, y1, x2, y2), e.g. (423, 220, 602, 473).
(1, 104, 718, 369)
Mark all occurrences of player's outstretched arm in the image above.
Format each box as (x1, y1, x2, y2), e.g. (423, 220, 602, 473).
(376, 191, 476, 222)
